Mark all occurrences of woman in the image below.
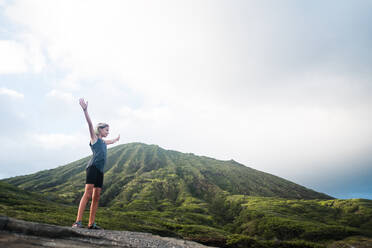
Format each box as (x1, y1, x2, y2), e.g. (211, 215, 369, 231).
(72, 98, 120, 229)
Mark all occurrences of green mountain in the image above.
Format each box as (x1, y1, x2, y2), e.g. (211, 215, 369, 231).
(2, 142, 372, 248)
(2, 142, 332, 206)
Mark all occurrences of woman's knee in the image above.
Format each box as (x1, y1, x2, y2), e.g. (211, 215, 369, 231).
(92, 188, 101, 201)
(84, 185, 94, 198)
(83, 191, 93, 199)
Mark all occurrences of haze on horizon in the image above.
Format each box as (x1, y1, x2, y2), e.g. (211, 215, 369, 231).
(1, 0, 371, 199)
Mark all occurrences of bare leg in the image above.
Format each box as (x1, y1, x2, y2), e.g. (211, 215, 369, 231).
(75, 184, 94, 222)
(88, 187, 101, 226)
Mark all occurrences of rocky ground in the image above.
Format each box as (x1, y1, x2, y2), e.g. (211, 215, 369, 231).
(0, 215, 217, 248)
(327, 236, 372, 248)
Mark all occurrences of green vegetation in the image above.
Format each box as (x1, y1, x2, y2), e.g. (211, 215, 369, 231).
(1, 142, 371, 247)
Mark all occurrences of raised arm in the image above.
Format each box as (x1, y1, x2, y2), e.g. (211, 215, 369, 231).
(104, 134, 120, 145)
(79, 98, 96, 141)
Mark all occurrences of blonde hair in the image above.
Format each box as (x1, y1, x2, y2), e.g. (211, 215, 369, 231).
(95, 122, 109, 136)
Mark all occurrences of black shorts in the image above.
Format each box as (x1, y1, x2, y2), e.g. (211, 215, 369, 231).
(86, 165, 104, 188)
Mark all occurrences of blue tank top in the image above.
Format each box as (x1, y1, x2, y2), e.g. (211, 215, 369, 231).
(86, 137, 107, 173)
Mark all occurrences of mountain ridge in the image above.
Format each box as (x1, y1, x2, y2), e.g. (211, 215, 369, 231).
(2, 142, 333, 206)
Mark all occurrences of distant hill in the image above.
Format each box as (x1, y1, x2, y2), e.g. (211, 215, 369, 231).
(2, 142, 332, 207)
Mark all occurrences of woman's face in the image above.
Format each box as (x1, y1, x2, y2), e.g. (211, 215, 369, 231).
(100, 126, 109, 137)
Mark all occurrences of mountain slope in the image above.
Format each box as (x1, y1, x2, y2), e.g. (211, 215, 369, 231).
(3, 143, 372, 247)
(1, 178, 371, 248)
(2, 142, 332, 207)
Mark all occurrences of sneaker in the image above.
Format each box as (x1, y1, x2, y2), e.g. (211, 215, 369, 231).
(88, 222, 103, 230)
(72, 221, 84, 228)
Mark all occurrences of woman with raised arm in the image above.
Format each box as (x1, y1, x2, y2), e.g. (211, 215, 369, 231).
(72, 98, 120, 229)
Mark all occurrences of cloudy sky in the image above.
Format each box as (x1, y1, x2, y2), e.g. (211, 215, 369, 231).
(1, 0, 371, 199)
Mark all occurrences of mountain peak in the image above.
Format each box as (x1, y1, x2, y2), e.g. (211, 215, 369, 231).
(2, 142, 333, 207)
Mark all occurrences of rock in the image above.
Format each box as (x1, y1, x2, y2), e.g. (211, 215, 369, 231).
(0, 215, 217, 248)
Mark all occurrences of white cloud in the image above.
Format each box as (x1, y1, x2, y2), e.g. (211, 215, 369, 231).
(46, 89, 75, 104)
(0, 87, 24, 98)
(56, 73, 81, 91)
(28, 132, 85, 150)
(116, 105, 171, 123)
(0, 40, 28, 74)
(5, 0, 370, 167)
(0, 37, 45, 74)
(18, 33, 46, 73)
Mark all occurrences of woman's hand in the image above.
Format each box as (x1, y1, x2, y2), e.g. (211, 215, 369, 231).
(79, 98, 88, 111)
(115, 134, 120, 142)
